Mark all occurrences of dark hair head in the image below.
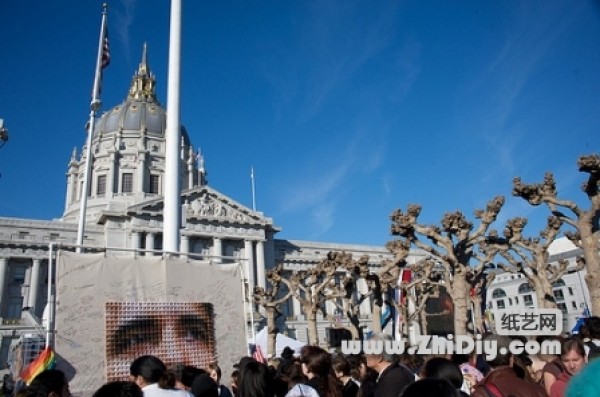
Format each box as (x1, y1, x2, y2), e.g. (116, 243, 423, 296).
(561, 337, 585, 360)
(169, 364, 207, 389)
(190, 373, 219, 397)
(584, 317, 600, 339)
(421, 357, 463, 389)
(207, 363, 222, 380)
(130, 355, 174, 389)
(92, 381, 143, 397)
(237, 361, 273, 397)
(28, 369, 69, 397)
(331, 355, 352, 377)
(299, 346, 341, 397)
(401, 378, 459, 397)
(300, 346, 332, 378)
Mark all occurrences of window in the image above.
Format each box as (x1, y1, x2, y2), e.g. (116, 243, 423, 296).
(122, 173, 133, 193)
(553, 279, 566, 288)
(149, 175, 160, 194)
(515, 297, 519, 304)
(571, 301, 577, 310)
(492, 289, 507, 299)
(568, 287, 574, 296)
(97, 175, 106, 196)
(524, 294, 534, 307)
(557, 303, 567, 314)
(508, 298, 513, 305)
(497, 299, 505, 309)
(554, 289, 565, 302)
(518, 283, 534, 294)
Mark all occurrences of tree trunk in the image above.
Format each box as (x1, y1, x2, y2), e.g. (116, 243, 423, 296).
(533, 278, 557, 309)
(307, 309, 319, 345)
(267, 308, 277, 357)
(452, 276, 470, 335)
(372, 304, 382, 334)
(580, 224, 600, 315)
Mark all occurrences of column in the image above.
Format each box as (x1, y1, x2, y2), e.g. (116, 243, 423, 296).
(131, 232, 141, 254)
(213, 237, 222, 264)
(244, 240, 255, 288)
(145, 232, 155, 256)
(180, 235, 189, 258)
(28, 259, 41, 313)
(292, 296, 302, 319)
(256, 240, 266, 288)
(137, 151, 147, 192)
(107, 150, 116, 197)
(0, 258, 8, 303)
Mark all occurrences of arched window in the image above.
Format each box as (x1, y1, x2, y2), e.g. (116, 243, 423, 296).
(552, 279, 566, 288)
(492, 289, 507, 299)
(518, 283, 534, 294)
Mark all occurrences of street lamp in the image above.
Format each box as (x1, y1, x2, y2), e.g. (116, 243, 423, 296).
(0, 119, 8, 149)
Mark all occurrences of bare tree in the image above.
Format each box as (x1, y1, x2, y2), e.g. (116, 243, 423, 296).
(276, 252, 342, 345)
(513, 154, 600, 314)
(254, 265, 294, 356)
(486, 216, 579, 309)
(390, 196, 505, 335)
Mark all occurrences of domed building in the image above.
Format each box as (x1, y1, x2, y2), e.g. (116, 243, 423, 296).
(0, 46, 394, 364)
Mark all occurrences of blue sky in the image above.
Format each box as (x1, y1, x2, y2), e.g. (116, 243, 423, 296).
(0, 1, 598, 246)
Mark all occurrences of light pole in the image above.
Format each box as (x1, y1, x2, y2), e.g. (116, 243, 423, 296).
(0, 119, 8, 149)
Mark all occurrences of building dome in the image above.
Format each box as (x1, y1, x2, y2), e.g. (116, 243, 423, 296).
(92, 43, 189, 144)
(62, 43, 201, 223)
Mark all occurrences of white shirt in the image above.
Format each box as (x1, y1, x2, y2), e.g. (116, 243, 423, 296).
(285, 384, 320, 397)
(142, 383, 194, 397)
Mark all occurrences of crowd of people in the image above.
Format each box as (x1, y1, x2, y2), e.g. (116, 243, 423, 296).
(10, 316, 600, 397)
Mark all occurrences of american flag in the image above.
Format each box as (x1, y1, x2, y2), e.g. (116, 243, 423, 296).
(101, 28, 110, 69)
(252, 344, 267, 364)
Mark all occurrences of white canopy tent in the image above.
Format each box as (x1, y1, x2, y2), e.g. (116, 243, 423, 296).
(250, 327, 306, 357)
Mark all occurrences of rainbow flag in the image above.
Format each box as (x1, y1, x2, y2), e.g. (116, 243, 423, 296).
(20, 347, 56, 385)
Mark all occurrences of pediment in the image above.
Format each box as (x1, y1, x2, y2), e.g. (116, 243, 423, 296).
(126, 186, 273, 227)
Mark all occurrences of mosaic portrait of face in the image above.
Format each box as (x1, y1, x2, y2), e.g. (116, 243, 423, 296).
(105, 302, 216, 381)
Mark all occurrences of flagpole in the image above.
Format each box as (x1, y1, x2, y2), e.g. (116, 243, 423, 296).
(46, 243, 55, 349)
(163, 0, 182, 255)
(251, 166, 256, 211)
(77, 3, 109, 252)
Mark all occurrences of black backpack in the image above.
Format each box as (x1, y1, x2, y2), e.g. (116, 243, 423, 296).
(585, 341, 600, 361)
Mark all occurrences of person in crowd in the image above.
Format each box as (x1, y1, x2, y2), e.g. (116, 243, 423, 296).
(525, 354, 547, 384)
(580, 316, 600, 361)
(299, 346, 341, 397)
(207, 363, 232, 397)
(470, 335, 546, 397)
(190, 374, 218, 397)
(419, 357, 467, 396)
(331, 355, 359, 397)
(363, 333, 413, 397)
(538, 336, 564, 396)
(169, 364, 206, 392)
(550, 337, 587, 397)
(451, 352, 483, 390)
(228, 371, 239, 397)
(24, 370, 71, 397)
(92, 381, 143, 397)
(400, 378, 459, 397)
(237, 360, 274, 397)
(284, 362, 319, 397)
(129, 355, 193, 397)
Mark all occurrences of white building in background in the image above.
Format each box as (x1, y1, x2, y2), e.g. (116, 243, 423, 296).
(485, 237, 591, 334)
